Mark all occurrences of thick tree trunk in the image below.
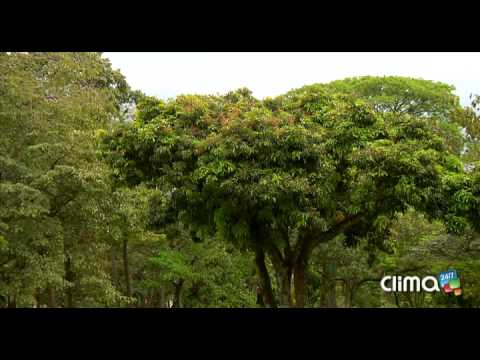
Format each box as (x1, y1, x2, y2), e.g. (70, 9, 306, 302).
(258, 243, 310, 308)
(256, 286, 265, 307)
(293, 260, 307, 308)
(122, 238, 132, 298)
(292, 235, 316, 308)
(269, 247, 294, 307)
(277, 267, 293, 307)
(254, 248, 277, 308)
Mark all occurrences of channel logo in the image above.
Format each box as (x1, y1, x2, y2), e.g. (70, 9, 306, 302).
(380, 269, 462, 296)
(438, 270, 462, 296)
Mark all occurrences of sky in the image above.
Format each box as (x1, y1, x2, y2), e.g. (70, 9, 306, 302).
(103, 52, 480, 106)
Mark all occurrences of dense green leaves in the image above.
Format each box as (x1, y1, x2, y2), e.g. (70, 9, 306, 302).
(102, 76, 479, 307)
(0, 52, 134, 307)
(3, 54, 480, 308)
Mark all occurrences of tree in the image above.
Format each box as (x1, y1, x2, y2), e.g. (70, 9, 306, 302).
(102, 83, 471, 307)
(323, 76, 467, 155)
(324, 76, 460, 118)
(142, 234, 257, 308)
(0, 52, 133, 307)
(308, 236, 383, 308)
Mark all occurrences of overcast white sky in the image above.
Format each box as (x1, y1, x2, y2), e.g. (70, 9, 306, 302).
(103, 52, 480, 106)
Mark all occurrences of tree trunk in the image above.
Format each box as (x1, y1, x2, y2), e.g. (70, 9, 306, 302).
(172, 280, 184, 308)
(344, 290, 351, 308)
(254, 247, 277, 308)
(293, 256, 308, 308)
(394, 292, 401, 308)
(320, 263, 337, 308)
(65, 256, 74, 308)
(256, 286, 265, 307)
(323, 282, 337, 308)
(110, 244, 118, 287)
(34, 288, 41, 308)
(344, 282, 354, 308)
(292, 235, 317, 308)
(277, 267, 293, 307)
(122, 238, 132, 298)
(7, 295, 16, 308)
(47, 285, 57, 307)
(158, 288, 166, 308)
(268, 247, 294, 307)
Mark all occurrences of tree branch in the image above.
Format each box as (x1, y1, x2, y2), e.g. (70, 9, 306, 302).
(311, 214, 364, 249)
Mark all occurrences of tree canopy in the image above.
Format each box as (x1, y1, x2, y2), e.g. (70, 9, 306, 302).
(102, 78, 480, 307)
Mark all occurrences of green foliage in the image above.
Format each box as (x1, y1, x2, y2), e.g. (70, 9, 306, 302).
(0, 52, 133, 307)
(323, 76, 466, 154)
(324, 76, 459, 117)
(102, 76, 478, 307)
(144, 237, 257, 307)
(3, 57, 480, 308)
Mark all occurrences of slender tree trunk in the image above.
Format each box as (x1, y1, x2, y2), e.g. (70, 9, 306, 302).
(47, 285, 57, 307)
(65, 256, 74, 308)
(394, 292, 401, 308)
(7, 295, 16, 308)
(122, 238, 131, 298)
(406, 293, 414, 308)
(110, 244, 118, 287)
(172, 280, 184, 308)
(344, 289, 351, 308)
(254, 247, 277, 308)
(344, 282, 355, 308)
(320, 263, 337, 308)
(325, 282, 337, 308)
(34, 288, 41, 308)
(158, 288, 166, 308)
